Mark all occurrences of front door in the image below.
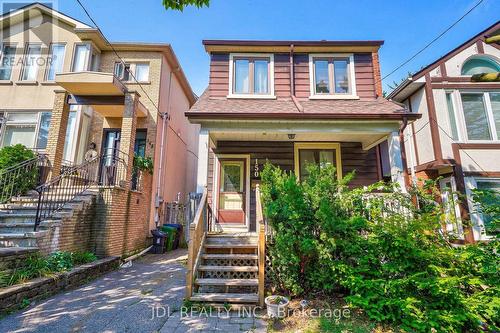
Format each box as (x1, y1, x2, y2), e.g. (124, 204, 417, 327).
(218, 159, 246, 225)
(100, 129, 121, 185)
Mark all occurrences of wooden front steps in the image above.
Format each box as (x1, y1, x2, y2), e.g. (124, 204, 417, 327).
(190, 233, 260, 305)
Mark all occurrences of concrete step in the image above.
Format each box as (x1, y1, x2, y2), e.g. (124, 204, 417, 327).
(0, 205, 76, 215)
(0, 211, 71, 223)
(195, 278, 258, 287)
(201, 254, 258, 260)
(0, 232, 45, 248)
(198, 265, 258, 272)
(191, 293, 258, 303)
(0, 220, 60, 233)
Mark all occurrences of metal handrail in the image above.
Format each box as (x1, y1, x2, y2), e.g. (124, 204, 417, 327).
(0, 154, 50, 203)
(33, 149, 128, 231)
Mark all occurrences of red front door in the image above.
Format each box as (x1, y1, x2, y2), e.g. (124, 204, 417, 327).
(218, 159, 246, 224)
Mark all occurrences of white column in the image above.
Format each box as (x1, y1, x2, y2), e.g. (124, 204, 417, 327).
(196, 128, 209, 193)
(387, 131, 407, 192)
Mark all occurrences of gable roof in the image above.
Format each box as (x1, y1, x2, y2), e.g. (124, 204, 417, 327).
(0, 2, 92, 29)
(387, 20, 500, 101)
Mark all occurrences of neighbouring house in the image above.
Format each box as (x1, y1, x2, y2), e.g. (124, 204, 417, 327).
(387, 21, 500, 244)
(183, 39, 420, 306)
(0, 3, 198, 256)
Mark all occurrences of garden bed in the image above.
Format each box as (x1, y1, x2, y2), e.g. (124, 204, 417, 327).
(0, 256, 119, 314)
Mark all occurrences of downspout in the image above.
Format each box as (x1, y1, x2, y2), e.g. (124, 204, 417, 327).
(289, 44, 304, 112)
(399, 116, 411, 190)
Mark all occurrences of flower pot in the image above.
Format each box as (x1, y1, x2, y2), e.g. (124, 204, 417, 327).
(265, 295, 289, 318)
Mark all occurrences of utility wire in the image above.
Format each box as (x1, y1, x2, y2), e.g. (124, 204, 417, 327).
(380, 0, 485, 84)
(75, 0, 193, 151)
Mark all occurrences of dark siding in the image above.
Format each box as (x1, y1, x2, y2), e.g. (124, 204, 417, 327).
(209, 53, 229, 97)
(354, 54, 377, 99)
(274, 53, 291, 98)
(206, 141, 381, 231)
(293, 54, 310, 99)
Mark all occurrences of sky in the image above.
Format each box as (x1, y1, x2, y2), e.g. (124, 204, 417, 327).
(6, 0, 500, 95)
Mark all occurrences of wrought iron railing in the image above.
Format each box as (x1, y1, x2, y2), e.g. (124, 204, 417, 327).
(33, 149, 128, 231)
(0, 154, 50, 203)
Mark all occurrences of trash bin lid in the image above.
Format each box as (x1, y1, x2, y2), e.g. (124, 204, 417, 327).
(151, 229, 166, 237)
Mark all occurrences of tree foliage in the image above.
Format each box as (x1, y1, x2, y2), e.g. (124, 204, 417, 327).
(260, 163, 499, 332)
(162, 0, 209, 11)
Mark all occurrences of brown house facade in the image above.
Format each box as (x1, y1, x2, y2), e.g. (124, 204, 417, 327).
(187, 40, 420, 233)
(387, 21, 500, 243)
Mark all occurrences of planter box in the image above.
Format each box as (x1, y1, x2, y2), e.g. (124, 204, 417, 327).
(0, 256, 119, 314)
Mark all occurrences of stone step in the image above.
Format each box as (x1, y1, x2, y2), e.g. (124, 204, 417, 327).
(0, 220, 60, 233)
(198, 265, 258, 272)
(201, 254, 258, 260)
(191, 293, 259, 303)
(195, 278, 258, 287)
(0, 232, 43, 248)
(0, 211, 71, 223)
(0, 205, 76, 215)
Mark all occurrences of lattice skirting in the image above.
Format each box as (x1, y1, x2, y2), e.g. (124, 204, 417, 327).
(200, 271, 257, 279)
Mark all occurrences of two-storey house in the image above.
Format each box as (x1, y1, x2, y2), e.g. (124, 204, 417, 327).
(0, 3, 198, 256)
(184, 40, 420, 305)
(388, 21, 500, 243)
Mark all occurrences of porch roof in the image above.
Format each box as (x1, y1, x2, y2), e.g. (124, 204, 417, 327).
(186, 90, 420, 121)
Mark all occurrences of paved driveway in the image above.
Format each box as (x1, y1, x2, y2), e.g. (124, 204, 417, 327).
(0, 249, 267, 333)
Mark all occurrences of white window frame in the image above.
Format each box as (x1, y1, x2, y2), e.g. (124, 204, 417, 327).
(308, 53, 358, 99)
(0, 111, 51, 150)
(227, 53, 275, 99)
(465, 176, 500, 240)
(71, 42, 101, 72)
(0, 43, 17, 81)
(439, 176, 464, 239)
(453, 90, 500, 143)
(45, 43, 66, 81)
(20, 43, 42, 82)
(113, 62, 150, 83)
(460, 54, 500, 77)
(444, 90, 462, 141)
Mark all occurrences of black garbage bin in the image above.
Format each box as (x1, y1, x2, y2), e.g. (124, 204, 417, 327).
(163, 224, 183, 249)
(151, 229, 166, 254)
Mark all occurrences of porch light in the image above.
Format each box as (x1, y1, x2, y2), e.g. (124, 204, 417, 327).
(288, 134, 296, 140)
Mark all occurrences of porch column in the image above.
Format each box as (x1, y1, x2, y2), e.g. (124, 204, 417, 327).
(388, 131, 407, 192)
(196, 128, 209, 193)
(119, 91, 139, 189)
(46, 90, 70, 178)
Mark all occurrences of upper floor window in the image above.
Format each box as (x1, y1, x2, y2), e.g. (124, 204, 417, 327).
(114, 62, 150, 82)
(309, 54, 356, 98)
(46, 43, 65, 81)
(20, 44, 41, 81)
(72, 44, 91, 72)
(459, 92, 499, 141)
(0, 45, 16, 80)
(461, 56, 500, 76)
(229, 54, 274, 97)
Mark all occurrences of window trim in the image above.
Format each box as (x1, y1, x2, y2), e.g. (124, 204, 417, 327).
(465, 176, 500, 240)
(460, 54, 500, 77)
(294, 142, 342, 181)
(0, 43, 17, 81)
(70, 42, 92, 72)
(44, 42, 66, 81)
(227, 53, 275, 99)
(19, 43, 42, 82)
(308, 54, 358, 99)
(455, 90, 499, 142)
(113, 61, 151, 83)
(0, 110, 52, 150)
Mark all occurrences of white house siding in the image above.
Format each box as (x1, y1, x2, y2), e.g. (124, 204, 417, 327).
(410, 87, 435, 164)
(459, 150, 500, 173)
(432, 89, 456, 160)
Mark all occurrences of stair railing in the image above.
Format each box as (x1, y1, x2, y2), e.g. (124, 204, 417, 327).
(255, 184, 266, 307)
(0, 154, 50, 204)
(185, 188, 208, 299)
(33, 149, 128, 231)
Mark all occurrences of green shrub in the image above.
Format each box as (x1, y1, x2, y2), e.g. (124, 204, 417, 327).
(0, 144, 38, 202)
(260, 163, 500, 332)
(0, 251, 98, 288)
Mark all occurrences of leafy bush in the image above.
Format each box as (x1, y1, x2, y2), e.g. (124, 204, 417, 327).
(133, 155, 154, 175)
(0, 144, 38, 201)
(472, 188, 499, 237)
(260, 163, 499, 332)
(0, 251, 98, 288)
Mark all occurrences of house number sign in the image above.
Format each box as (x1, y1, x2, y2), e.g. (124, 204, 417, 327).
(254, 158, 259, 178)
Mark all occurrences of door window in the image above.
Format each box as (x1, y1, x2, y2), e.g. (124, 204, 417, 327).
(219, 161, 244, 210)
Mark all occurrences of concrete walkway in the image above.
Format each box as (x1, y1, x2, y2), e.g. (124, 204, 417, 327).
(0, 249, 267, 333)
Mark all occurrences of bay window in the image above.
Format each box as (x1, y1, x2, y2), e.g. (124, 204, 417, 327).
(0, 45, 16, 80)
(457, 91, 500, 141)
(309, 54, 356, 98)
(46, 43, 65, 81)
(229, 54, 273, 97)
(20, 44, 41, 81)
